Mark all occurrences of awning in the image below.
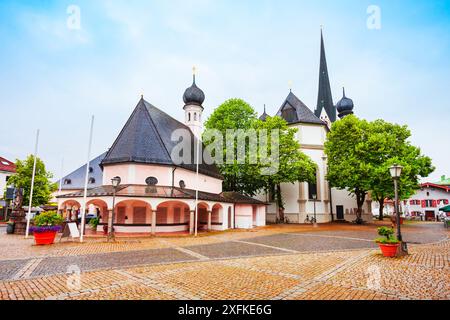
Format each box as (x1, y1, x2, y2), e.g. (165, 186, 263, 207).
(439, 205, 450, 212)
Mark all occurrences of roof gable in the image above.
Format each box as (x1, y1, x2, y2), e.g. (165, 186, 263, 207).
(276, 92, 325, 125)
(101, 98, 222, 179)
(0, 157, 16, 173)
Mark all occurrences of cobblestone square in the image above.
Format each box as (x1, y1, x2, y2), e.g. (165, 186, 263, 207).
(0, 222, 448, 300)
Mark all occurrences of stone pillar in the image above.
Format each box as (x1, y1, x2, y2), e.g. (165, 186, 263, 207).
(151, 210, 157, 235)
(107, 209, 114, 234)
(189, 210, 195, 235)
(207, 210, 212, 231)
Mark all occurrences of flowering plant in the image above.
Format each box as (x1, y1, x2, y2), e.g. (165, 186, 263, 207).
(31, 211, 64, 233)
(30, 225, 62, 233)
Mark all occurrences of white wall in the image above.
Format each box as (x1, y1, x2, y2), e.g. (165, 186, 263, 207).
(0, 172, 11, 199)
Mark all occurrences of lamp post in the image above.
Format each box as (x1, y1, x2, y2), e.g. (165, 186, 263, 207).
(108, 176, 121, 242)
(312, 194, 318, 227)
(389, 164, 408, 255)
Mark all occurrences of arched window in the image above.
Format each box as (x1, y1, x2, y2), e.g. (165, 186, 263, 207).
(194, 113, 197, 121)
(88, 177, 96, 184)
(64, 179, 72, 185)
(308, 169, 318, 200)
(188, 113, 191, 122)
(89, 167, 94, 173)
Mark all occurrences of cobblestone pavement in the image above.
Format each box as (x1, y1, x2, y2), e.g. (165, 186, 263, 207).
(0, 222, 448, 300)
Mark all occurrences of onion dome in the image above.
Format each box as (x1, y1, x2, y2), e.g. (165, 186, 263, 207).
(183, 74, 205, 107)
(336, 87, 354, 119)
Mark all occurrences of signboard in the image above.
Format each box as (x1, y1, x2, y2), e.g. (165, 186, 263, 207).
(60, 222, 80, 241)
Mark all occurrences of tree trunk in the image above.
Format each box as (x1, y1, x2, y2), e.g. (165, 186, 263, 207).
(378, 199, 385, 221)
(276, 184, 284, 223)
(355, 190, 366, 225)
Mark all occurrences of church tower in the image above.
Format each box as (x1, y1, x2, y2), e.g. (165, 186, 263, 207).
(183, 67, 205, 139)
(314, 29, 336, 125)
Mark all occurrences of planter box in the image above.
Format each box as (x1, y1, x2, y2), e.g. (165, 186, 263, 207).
(377, 243, 400, 257)
(34, 231, 58, 245)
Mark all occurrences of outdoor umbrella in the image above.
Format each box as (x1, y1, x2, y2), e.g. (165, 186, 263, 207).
(439, 205, 450, 212)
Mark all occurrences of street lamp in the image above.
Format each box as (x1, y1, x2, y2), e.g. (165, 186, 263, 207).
(108, 176, 121, 242)
(312, 194, 318, 227)
(389, 164, 407, 254)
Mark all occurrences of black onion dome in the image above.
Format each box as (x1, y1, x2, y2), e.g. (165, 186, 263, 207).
(183, 75, 205, 107)
(336, 88, 354, 118)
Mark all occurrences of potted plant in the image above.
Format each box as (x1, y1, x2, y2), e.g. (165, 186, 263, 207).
(375, 226, 400, 257)
(30, 211, 64, 245)
(6, 220, 15, 234)
(89, 217, 100, 232)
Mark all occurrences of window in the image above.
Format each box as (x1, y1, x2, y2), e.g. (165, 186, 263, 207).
(188, 113, 191, 122)
(179, 180, 186, 189)
(308, 170, 318, 200)
(5, 176, 10, 182)
(88, 178, 96, 184)
(194, 113, 197, 121)
(64, 179, 72, 185)
(89, 167, 93, 173)
(281, 103, 298, 123)
(145, 177, 158, 186)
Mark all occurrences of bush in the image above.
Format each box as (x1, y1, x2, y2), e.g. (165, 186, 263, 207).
(33, 211, 64, 227)
(89, 217, 100, 230)
(375, 226, 400, 244)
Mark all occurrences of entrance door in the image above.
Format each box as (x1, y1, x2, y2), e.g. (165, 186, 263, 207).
(425, 211, 435, 221)
(336, 206, 344, 220)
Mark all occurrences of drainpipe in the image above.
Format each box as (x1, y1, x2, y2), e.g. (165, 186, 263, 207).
(329, 186, 334, 222)
(171, 168, 177, 196)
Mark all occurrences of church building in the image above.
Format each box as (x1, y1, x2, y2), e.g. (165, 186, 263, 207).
(257, 30, 373, 224)
(56, 75, 267, 235)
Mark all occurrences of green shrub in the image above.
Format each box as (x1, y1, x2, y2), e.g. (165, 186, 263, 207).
(89, 217, 100, 230)
(375, 226, 399, 244)
(33, 211, 64, 227)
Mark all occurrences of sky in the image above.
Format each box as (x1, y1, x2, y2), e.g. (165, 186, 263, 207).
(0, 0, 449, 183)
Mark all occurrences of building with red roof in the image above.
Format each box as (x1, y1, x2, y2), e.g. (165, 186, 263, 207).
(0, 157, 16, 200)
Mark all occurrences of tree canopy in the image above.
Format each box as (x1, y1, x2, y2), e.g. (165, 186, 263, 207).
(7, 155, 57, 207)
(203, 98, 316, 214)
(325, 115, 434, 223)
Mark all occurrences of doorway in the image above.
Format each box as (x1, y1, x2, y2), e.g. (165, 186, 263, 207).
(336, 206, 344, 220)
(425, 211, 435, 221)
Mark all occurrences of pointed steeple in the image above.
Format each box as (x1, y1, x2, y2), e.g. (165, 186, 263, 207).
(315, 28, 336, 122)
(259, 104, 269, 121)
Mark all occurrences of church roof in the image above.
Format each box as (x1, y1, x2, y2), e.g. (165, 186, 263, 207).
(57, 152, 107, 190)
(276, 92, 325, 125)
(315, 30, 336, 122)
(57, 185, 266, 205)
(101, 97, 222, 180)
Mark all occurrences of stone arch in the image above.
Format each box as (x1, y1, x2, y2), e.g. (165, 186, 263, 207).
(86, 199, 109, 223)
(114, 199, 153, 225)
(211, 203, 223, 227)
(156, 200, 191, 227)
(60, 200, 81, 221)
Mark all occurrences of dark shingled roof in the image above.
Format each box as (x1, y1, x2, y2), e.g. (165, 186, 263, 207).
(315, 30, 336, 123)
(101, 98, 223, 180)
(276, 92, 325, 125)
(57, 185, 266, 205)
(57, 152, 107, 190)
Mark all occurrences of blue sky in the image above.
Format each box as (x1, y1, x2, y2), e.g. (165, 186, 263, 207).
(0, 0, 449, 182)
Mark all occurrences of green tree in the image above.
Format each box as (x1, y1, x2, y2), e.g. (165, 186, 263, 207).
(325, 115, 434, 224)
(204, 99, 316, 222)
(7, 155, 57, 207)
(254, 116, 316, 218)
(325, 115, 373, 224)
(204, 98, 261, 195)
(367, 120, 434, 220)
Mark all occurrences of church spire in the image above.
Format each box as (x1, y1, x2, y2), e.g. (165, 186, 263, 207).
(315, 28, 336, 122)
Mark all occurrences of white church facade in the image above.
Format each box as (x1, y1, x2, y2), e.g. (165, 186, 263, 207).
(256, 31, 372, 224)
